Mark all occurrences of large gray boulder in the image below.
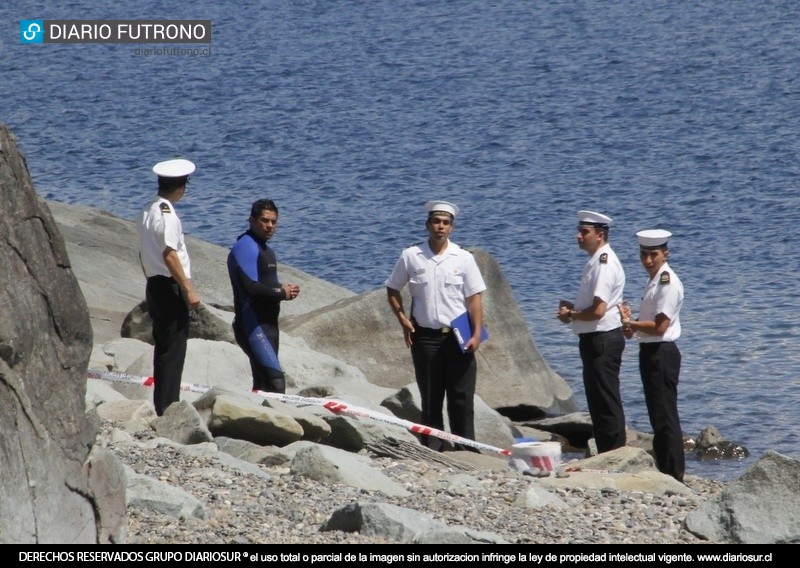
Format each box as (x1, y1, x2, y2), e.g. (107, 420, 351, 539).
(320, 501, 508, 544)
(289, 444, 409, 498)
(282, 249, 578, 416)
(120, 300, 237, 345)
(0, 123, 125, 543)
(48, 199, 355, 344)
(52, 197, 578, 420)
(684, 451, 800, 543)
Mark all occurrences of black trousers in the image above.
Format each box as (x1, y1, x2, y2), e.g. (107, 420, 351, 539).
(578, 327, 626, 453)
(232, 318, 286, 393)
(640, 341, 684, 481)
(146, 276, 190, 416)
(410, 330, 476, 450)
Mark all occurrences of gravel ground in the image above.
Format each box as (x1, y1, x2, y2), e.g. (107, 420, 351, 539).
(106, 424, 726, 545)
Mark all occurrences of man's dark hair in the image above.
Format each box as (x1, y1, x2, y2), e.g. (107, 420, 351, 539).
(251, 198, 278, 218)
(157, 176, 189, 194)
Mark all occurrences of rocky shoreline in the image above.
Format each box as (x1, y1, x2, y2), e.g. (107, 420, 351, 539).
(2, 124, 792, 545)
(51, 196, 795, 545)
(104, 417, 725, 545)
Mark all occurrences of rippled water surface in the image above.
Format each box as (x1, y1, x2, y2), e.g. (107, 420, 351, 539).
(3, 0, 799, 480)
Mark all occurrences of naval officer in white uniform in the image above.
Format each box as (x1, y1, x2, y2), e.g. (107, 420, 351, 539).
(386, 200, 486, 450)
(137, 158, 201, 416)
(621, 229, 685, 482)
(557, 210, 627, 453)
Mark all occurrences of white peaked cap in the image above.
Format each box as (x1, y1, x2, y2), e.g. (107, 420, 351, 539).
(637, 229, 672, 248)
(425, 200, 459, 218)
(153, 159, 195, 178)
(577, 210, 613, 226)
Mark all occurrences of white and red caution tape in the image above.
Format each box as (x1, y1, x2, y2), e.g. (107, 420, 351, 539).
(87, 369, 209, 393)
(86, 369, 511, 457)
(298, 395, 511, 456)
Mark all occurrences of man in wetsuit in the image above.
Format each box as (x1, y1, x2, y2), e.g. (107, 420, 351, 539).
(227, 199, 300, 393)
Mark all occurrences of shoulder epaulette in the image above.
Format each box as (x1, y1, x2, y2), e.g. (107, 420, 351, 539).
(599, 253, 608, 264)
(159, 202, 172, 214)
(660, 271, 671, 284)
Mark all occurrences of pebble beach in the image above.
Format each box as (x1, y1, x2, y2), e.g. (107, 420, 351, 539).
(107, 422, 726, 545)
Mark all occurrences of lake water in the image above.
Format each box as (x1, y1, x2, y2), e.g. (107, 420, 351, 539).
(3, 0, 799, 481)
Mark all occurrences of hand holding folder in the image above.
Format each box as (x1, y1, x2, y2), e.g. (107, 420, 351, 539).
(451, 311, 489, 353)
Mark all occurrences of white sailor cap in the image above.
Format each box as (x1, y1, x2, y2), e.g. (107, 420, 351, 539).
(637, 229, 672, 249)
(425, 200, 459, 218)
(577, 210, 612, 227)
(153, 159, 195, 178)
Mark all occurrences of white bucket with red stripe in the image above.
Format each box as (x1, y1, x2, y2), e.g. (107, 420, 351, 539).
(509, 441, 562, 473)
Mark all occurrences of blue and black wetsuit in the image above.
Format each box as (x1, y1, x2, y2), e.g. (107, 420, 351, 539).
(227, 229, 287, 392)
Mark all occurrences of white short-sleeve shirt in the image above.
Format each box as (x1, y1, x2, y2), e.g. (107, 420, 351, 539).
(385, 240, 486, 329)
(572, 243, 625, 334)
(137, 197, 191, 279)
(637, 262, 683, 343)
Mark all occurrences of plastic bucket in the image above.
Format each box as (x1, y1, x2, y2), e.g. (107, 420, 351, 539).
(509, 441, 562, 473)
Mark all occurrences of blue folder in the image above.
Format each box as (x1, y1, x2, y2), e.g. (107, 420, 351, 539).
(450, 311, 489, 353)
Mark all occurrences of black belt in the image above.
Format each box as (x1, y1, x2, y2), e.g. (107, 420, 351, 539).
(414, 325, 453, 337)
(148, 275, 175, 282)
(578, 329, 621, 339)
(640, 341, 675, 349)
(578, 331, 602, 339)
